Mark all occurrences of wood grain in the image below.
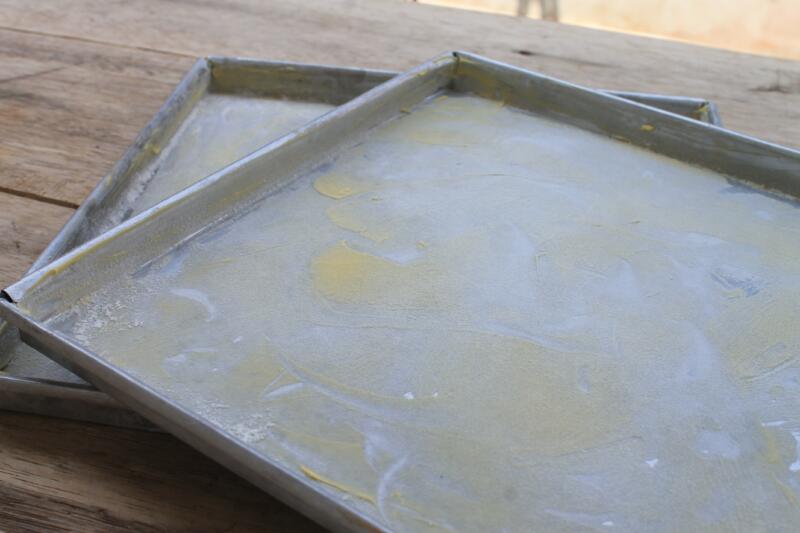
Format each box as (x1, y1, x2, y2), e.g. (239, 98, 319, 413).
(0, 192, 73, 287)
(0, 411, 322, 532)
(0, 0, 799, 531)
(0, 28, 192, 206)
(1, 0, 799, 148)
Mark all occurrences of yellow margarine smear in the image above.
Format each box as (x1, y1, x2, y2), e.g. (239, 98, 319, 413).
(311, 241, 402, 302)
(760, 426, 782, 464)
(640, 124, 655, 132)
(313, 172, 371, 200)
(694, 102, 710, 120)
(144, 141, 161, 155)
(325, 205, 390, 243)
(299, 465, 375, 503)
(227, 350, 284, 398)
(774, 475, 799, 507)
(311, 241, 442, 308)
(406, 129, 472, 147)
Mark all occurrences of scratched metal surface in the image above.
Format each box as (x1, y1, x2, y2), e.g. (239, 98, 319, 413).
(4, 53, 798, 531)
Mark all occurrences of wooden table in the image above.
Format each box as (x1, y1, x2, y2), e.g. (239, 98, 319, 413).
(0, 1, 798, 530)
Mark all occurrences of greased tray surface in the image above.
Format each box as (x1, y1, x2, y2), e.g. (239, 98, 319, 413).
(5, 53, 795, 531)
(0, 57, 721, 429)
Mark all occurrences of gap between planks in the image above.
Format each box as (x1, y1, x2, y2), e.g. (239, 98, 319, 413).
(0, 185, 79, 209)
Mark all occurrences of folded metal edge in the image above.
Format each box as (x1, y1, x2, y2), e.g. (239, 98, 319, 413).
(607, 91, 722, 127)
(0, 373, 158, 430)
(208, 55, 396, 104)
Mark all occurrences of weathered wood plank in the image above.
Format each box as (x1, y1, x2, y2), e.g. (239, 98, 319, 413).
(0, 192, 73, 287)
(0, 28, 193, 206)
(0, 411, 322, 532)
(1, 0, 799, 147)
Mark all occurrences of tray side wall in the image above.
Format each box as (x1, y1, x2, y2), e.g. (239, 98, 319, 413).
(455, 53, 798, 196)
(209, 56, 395, 104)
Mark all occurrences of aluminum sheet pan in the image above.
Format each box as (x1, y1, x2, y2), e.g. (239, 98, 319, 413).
(4, 51, 794, 531)
(0, 58, 722, 430)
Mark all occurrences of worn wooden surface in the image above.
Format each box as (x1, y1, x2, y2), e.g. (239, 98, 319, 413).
(0, 412, 322, 532)
(0, 0, 798, 530)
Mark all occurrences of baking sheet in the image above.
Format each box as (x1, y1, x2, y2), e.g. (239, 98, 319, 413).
(5, 51, 795, 531)
(0, 58, 722, 429)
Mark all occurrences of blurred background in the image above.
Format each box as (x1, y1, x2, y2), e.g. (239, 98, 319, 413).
(419, 0, 800, 60)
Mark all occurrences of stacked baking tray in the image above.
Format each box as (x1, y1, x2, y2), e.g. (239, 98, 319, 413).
(4, 52, 800, 531)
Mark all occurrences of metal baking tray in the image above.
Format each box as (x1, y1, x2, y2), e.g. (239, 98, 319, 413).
(6, 50, 789, 531)
(0, 57, 722, 430)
